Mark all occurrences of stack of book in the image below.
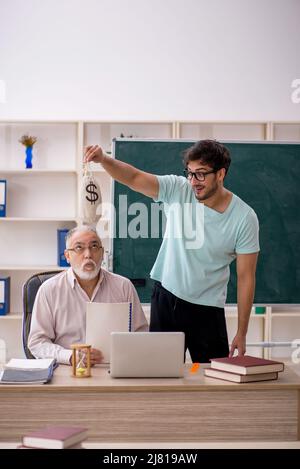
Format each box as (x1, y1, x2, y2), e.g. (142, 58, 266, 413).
(0, 358, 57, 384)
(18, 425, 88, 449)
(204, 355, 285, 383)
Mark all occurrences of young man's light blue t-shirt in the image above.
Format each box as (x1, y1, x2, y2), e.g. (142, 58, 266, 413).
(150, 175, 260, 308)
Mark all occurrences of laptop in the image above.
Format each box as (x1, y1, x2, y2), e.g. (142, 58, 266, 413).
(110, 332, 185, 378)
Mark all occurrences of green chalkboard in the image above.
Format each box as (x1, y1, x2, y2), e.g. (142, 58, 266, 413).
(113, 139, 300, 304)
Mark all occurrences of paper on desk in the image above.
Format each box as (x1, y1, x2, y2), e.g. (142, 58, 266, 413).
(5, 358, 55, 370)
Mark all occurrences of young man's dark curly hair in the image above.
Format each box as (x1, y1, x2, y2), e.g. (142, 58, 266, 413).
(182, 139, 231, 176)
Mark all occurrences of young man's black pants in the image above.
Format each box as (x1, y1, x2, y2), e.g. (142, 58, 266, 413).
(150, 281, 229, 363)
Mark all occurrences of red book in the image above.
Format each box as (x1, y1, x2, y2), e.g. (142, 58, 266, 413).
(209, 355, 284, 375)
(204, 368, 278, 383)
(22, 426, 88, 449)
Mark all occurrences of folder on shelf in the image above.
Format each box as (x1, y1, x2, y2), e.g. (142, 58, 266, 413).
(0, 180, 7, 217)
(0, 277, 10, 316)
(57, 229, 69, 267)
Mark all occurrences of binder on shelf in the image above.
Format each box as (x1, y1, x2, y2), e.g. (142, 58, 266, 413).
(57, 229, 69, 267)
(0, 277, 10, 316)
(0, 180, 7, 217)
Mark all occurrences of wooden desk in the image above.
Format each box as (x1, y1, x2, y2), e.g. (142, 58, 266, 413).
(1, 364, 300, 442)
(1, 441, 300, 449)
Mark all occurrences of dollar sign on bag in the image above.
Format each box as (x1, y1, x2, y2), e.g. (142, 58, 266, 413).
(86, 183, 99, 205)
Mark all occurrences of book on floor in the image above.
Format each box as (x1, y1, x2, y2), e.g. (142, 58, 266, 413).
(17, 442, 84, 449)
(209, 355, 284, 375)
(22, 426, 88, 449)
(204, 368, 279, 383)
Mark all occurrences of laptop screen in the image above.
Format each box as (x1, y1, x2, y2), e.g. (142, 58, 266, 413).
(110, 332, 185, 378)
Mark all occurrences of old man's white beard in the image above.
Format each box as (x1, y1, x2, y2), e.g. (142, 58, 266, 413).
(72, 260, 102, 280)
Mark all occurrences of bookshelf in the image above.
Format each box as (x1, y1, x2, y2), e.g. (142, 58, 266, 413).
(0, 120, 299, 360)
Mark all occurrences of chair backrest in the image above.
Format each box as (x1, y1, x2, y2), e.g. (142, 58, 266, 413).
(22, 271, 62, 358)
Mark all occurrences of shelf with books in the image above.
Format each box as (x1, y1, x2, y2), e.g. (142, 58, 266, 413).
(0, 121, 79, 347)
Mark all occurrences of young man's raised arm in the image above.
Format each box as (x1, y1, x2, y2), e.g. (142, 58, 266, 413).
(84, 145, 159, 199)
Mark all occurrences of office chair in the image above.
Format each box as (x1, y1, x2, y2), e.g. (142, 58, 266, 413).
(22, 271, 62, 359)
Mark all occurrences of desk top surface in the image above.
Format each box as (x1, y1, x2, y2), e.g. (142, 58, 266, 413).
(1, 362, 300, 392)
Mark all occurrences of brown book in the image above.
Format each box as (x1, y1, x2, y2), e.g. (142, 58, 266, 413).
(204, 368, 278, 383)
(22, 426, 88, 449)
(209, 355, 284, 375)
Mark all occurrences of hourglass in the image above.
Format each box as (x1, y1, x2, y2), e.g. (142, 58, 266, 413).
(71, 344, 91, 378)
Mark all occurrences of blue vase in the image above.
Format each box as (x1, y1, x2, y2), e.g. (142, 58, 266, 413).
(25, 146, 33, 169)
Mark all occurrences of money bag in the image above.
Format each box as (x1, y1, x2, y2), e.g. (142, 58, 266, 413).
(79, 164, 102, 225)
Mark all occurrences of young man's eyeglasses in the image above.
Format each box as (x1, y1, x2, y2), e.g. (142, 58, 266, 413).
(66, 243, 103, 254)
(184, 169, 218, 182)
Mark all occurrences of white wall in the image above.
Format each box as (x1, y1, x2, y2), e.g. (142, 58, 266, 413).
(0, 0, 299, 120)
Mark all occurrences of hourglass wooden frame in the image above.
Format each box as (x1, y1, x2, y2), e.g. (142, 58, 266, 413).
(71, 343, 91, 378)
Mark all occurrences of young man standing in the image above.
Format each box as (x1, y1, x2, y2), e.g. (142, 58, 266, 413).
(85, 140, 259, 362)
